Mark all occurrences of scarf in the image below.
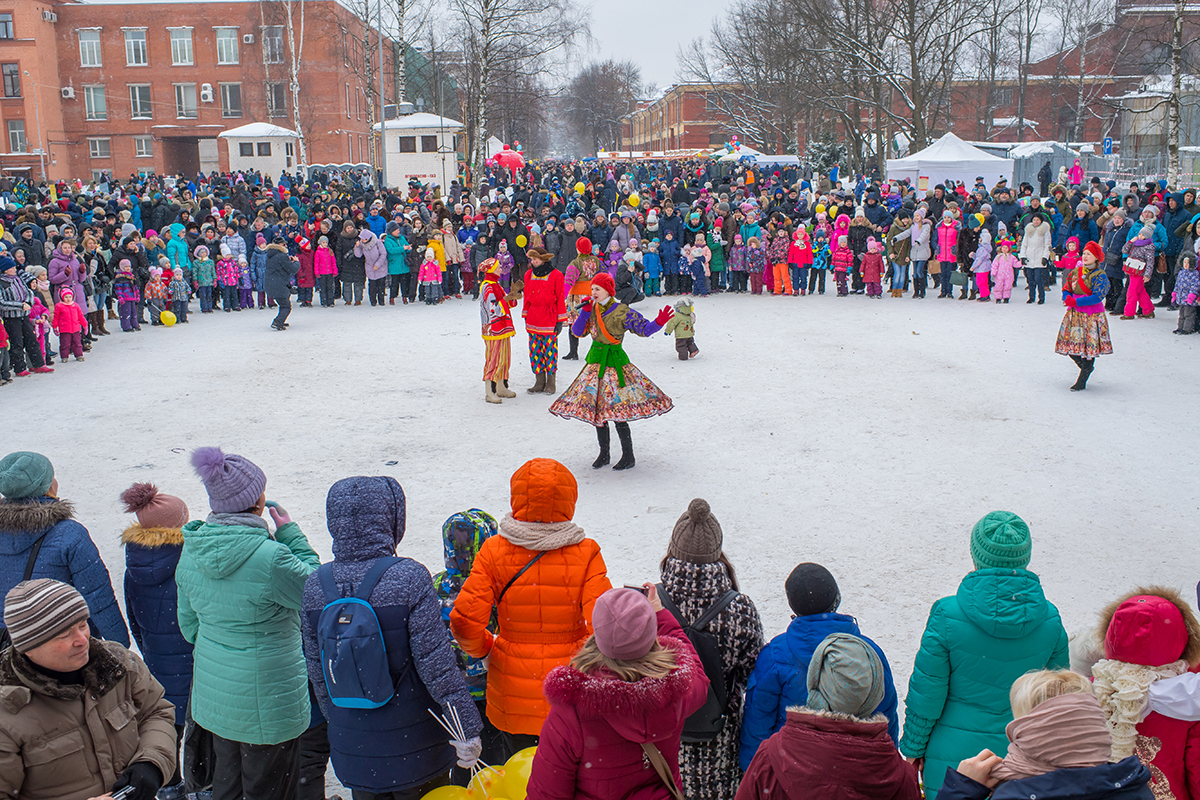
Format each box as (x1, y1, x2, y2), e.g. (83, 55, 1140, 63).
(207, 511, 271, 531)
(1092, 657, 1188, 759)
(498, 513, 584, 551)
(35, 278, 49, 292)
(993, 693, 1114, 781)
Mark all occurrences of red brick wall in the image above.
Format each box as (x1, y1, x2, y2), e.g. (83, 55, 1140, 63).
(0, 1, 68, 178)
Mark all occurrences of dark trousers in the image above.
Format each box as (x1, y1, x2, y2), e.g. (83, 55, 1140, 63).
(498, 731, 539, 763)
(352, 774, 448, 800)
(221, 284, 240, 310)
(664, 272, 678, 294)
(273, 296, 292, 327)
(198, 286, 213, 312)
(443, 266, 460, 296)
(4, 316, 45, 372)
(318, 274, 337, 306)
(368, 277, 387, 306)
(0, 347, 10, 380)
(808, 269, 826, 294)
(674, 336, 698, 360)
(298, 286, 313, 305)
(210, 733, 300, 800)
(342, 278, 364, 303)
(173, 299, 188, 323)
(461, 268, 476, 297)
(1178, 305, 1198, 332)
(59, 331, 83, 359)
(1025, 267, 1045, 302)
(1105, 269, 1124, 310)
(119, 301, 140, 331)
(388, 273, 408, 300)
(296, 722, 330, 800)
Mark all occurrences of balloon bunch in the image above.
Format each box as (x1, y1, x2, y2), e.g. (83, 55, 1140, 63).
(420, 747, 537, 800)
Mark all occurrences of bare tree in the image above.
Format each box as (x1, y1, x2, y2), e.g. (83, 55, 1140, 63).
(1012, 0, 1044, 141)
(563, 60, 643, 153)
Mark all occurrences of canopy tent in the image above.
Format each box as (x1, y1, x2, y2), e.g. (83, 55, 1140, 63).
(886, 132, 1013, 190)
(753, 154, 800, 167)
(717, 145, 765, 162)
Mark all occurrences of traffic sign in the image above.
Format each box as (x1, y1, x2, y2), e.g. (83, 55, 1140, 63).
(1103, 137, 1113, 155)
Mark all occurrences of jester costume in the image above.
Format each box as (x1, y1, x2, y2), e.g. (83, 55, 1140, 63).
(550, 273, 674, 470)
(562, 236, 601, 360)
(1056, 241, 1113, 391)
(521, 248, 567, 394)
(480, 259, 517, 403)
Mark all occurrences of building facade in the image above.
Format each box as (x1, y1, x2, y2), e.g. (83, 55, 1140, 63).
(620, 84, 755, 153)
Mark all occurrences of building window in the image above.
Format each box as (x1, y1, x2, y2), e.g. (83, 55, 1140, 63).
(398, 136, 416, 153)
(263, 26, 284, 64)
(174, 83, 196, 118)
(994, 87, 1013, 106)
(170, 29, 193, 66)
(1, 63, 18, 97)
(79, 30, 102, 67)
(129, 84, 151, 118)
(134, 135, 152, 157)
(7, 119, 25, 153)
(0, 13, 12, 39)
(239, 142, 253, 157)
(216, 27, 239, 64)
(421, 135, 438, 152)
(345, 84, 350, 118)
(89, 137, 111, 158)
(285, 140, 293, 167)
(266, 82, 286, 117)
(124, 29, 147, 66)
(220, 83, 242, 118)
(84, 85, 107, 120)
(257, 141, 271, 156)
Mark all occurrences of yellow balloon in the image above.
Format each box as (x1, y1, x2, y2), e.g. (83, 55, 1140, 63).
(500, 747, 537, 800)
(815, 204, 826, 214)
(160, 310, 177, 327)
(574, 182, 586, 194)
(421, 787, 470, 800)
(466, 766, 506, 799)
(628, 193, 640, 207)
(515, 235, 528, 248)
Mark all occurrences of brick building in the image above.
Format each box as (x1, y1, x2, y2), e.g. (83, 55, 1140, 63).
(0, 0, 402, 181)
(619, 84, 757, 153)
(0, 1, 68, 179)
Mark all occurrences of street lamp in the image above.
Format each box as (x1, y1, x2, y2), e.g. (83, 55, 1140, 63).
(23, 70, 46, 182)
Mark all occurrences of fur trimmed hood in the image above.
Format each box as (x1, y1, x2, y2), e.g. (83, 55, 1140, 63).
(0, 498, 74, 534)
(542, 637, 700, 743)
(1097, 585, 1200, 666)
(121, 524, 185, 548)
(0, 639, 126, 711)
(784, 706, 889, 726)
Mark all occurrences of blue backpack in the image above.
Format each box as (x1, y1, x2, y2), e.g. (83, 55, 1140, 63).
(317, 557, 400, 709)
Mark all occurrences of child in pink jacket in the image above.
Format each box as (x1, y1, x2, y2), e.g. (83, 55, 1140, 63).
(991, 239, 1020, 303)
(314, 235, 339, 307)
(51, 287, 89, 362)
(935, 210, 959, 297)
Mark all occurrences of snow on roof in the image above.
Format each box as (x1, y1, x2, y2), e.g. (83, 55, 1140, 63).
(1117, 74, 1200, 99)
(373, 112, 463, 131)
(1007, 141, 1062, 158)
(218, 122, 298, 139)
(893, 132, 1012, 165)
(992, 117, 1039, 128)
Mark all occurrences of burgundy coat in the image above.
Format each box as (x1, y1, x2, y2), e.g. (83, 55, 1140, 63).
(526, 610, 708, 800)
(736, 710, 922, 800)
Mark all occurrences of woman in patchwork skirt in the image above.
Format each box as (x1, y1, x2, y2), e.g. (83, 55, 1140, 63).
(1055, 240, 1113, 391)
(550, 272, 675, 470)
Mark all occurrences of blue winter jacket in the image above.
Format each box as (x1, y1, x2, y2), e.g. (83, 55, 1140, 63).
(123, 524, 194, 725)
(0, 497, 130, 646)
(301, 476, 481, 794)
(936, 756, 1152, 800)
(739, 612, 899, 770)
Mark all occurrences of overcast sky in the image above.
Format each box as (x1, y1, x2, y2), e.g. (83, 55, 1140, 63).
(585, 0, 724, 91)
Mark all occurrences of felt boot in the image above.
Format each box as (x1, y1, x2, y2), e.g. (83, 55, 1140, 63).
(544, 372, 556, 394)
(497, 380, 516, 398)
(526, 371, 546, 394)
(486, 381, 502, 404)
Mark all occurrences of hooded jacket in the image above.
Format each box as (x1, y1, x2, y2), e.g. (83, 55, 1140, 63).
(175, 514, 320, 745)
(165, 223, 191, 272)
(301, 477, 481, 794)
(264, 243, 298, 298)
(335, 228, 366, 282)
(736, 709, 921, 800)
(0, 498, 129, 647)
(899, 569, 1070, 799)
(936, 756, 1153, 800)
(526, 610, 709, 800)
(355, 230, 388, 280)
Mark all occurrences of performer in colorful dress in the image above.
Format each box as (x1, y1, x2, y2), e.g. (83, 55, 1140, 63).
(521, 246, 566, 394)
(1056, 240, 1113, 391)
(562, 236, 600, 361)
(549, 272, 675, 471)
(480, 258, 518, 404)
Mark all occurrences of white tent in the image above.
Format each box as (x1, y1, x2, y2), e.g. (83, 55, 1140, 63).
(718, 145, 764, 162)
(886, 132, 1013, 190)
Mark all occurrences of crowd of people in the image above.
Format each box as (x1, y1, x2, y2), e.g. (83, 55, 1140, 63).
(0, 447, 1196, 800)
(2, 156, 1196, 384)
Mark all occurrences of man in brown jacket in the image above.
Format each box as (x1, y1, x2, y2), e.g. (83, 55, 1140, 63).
(0, 579, 176, 800)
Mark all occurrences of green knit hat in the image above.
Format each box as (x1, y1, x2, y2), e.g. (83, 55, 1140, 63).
(0, 452, 55, 501)
(970, 511, 1032, 570)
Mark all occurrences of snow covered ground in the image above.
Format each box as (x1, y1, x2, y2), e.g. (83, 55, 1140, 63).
(5, 290, 1197, 729)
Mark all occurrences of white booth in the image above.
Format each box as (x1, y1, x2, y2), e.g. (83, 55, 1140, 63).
(219, 123, 300, 178)
(886, 132, 1014, 190)
(374, 112, 463, 189)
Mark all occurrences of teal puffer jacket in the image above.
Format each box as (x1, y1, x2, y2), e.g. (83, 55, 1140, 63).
(899, 568, 1069, 799)
(176, 517, 320, 745)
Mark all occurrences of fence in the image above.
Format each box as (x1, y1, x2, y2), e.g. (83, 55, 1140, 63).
(1081, 152, 1200, 188)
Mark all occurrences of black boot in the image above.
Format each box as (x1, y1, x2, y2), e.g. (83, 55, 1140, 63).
(612, 422, 635, 470)
(564, 333, 579, 360)
(1069, 356, 1094, 391)
(592, 424, 610, 469)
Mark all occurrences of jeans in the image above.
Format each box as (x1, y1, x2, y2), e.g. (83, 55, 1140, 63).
(443, 266, 461, 296)
(1025, 267, 1045, 302)
(912, 260, 928, 285)
(341, 278, 364, 303)
(790, 266, 805, 293)
(273, 296, 292, 326)
(318, 274, 337, 306)
(368, 277, 387, 305)
(173, 299, 189, 323)
(297, 286, 313, 304)
(890, 261, 908, 290)
(221, 284, 239, 310)
(197, 285, 213, 312)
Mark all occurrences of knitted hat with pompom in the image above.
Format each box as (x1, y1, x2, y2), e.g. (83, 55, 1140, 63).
(121, 482, 189, 529)
(667, 498, 723, 564)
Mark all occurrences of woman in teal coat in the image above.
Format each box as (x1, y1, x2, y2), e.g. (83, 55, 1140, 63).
(176, 447, 320, 800)
(899, 511, 1069, 800)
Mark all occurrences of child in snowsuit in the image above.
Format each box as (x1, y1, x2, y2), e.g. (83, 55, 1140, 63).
(237, 255, 254, 310)
(114, 259, 142, 331)
(29, 299, 51, 361)
(168, 269, 190, 323)
(144, 266, 167, 325)
(643, 240, 662, 297)
(1057, 236, 1081, 282)
(788, 228, 812, 296)
(861, 238, 885, 298)
(215, 245, 240, 312)
(314, 236, 338, 307)
(51, 288, 88, 362)
(833, 234, 853, 296)
(1174, 256, 1200, 333)
(689, 235, 711, 297)
(1120, 225, 1157, 319)
(972, 230, 994, 301)
(419, 247, 444, 305)
(747, 236, 767, 294)
(251, 238, 271, 308)
(727, 234, 747, 293)
(662, 297, 699, 360)
(768, 228, 793, 295)
(991, 239, 1019, 303)
(810, 229, 830, 295)
(192, 245, 216, 313)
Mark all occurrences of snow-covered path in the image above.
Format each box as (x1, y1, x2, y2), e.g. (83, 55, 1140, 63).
(6, 290, 1196, 705)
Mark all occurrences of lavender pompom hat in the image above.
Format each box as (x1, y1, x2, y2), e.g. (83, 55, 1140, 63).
(191, 447, 267, 513)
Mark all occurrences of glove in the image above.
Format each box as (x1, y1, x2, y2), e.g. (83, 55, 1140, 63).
(1064, 295, 1077, 308)
(111, 761, 162, 800)
(655, 305, 674, 326)
(555, 322, 563, 335)
(581, 298, 594, 315)
(268, 504, 292, 527)
(1173, 292, 1179, 304)
(1189, 294, 1197, 304)
(451, 736, 483, 770)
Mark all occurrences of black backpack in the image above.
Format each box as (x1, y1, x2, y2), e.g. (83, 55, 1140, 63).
(657, 584, 738, 743)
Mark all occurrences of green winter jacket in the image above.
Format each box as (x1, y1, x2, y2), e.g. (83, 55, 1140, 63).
(899, 568, 1069, 799)
(662, 309, 695, 338)
(176, 516, 320, 745)
(706, 231, 726, 271)
(384, 233, 410, 274)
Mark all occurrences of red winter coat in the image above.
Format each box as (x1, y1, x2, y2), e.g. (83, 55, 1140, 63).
(736, 710, 921, 800)
(314, 247, 338, 277)
(522, 268, 566, 335)
(526, 610, 709, 800)
(295, 249, 316, 288)
(935, 221, 958, 263)
(862, 252, 885, 283)
(51, 301, 88, 334)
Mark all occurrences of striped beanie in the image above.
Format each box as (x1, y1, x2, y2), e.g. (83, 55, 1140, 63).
(4, 580, 91, 653)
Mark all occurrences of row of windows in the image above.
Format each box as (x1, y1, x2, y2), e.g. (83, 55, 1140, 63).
(398, 135, 441, 153)
(77, 26, 284, 69)
(73, 82, 286, 121)
(86, 136, 154, 158)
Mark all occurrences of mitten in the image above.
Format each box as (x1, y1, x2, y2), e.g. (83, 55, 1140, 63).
(1064, 295, 1077, 308)
(1173, 291, 1179, 304)
(1189, 294, 1197, 305)
(655, 305, 674, 326)
(111, 761, 162, 800)
(581, 298, 594, 315)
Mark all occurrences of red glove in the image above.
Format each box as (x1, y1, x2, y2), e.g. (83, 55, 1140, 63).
(655, 305, 674, 326)
(581, 298, 594, 315)
(1064, 295, 1077, 308)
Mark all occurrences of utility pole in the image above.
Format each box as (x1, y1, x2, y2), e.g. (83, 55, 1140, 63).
(377, 0, 387, 190)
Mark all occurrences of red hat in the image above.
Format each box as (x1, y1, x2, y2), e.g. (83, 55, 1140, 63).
(576, 236, 593, 256)
(1082, 240, 1104, 264)
(1105, 595, 1189, 666)
(591, 272, 615, 297)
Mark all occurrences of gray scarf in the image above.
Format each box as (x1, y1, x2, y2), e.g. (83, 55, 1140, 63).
(207, 511, 271, 532)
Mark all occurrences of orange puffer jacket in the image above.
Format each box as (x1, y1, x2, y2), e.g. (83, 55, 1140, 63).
(450, 535, 611, 735)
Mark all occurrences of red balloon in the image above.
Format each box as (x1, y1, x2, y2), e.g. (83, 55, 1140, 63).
(495, 149, 525, 171)
(502, 144, 511, 150)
